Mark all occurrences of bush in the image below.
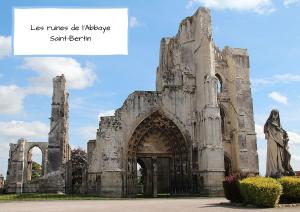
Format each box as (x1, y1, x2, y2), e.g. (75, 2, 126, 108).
(223, 175, 242, 203)
(239, 177, 282, 208)
(278, 176, 300, 203)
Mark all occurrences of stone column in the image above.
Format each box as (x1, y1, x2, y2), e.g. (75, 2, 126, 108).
(47, 74, 69, 173)
(192, 8, 224, 196)
(152, 157, 158, 197)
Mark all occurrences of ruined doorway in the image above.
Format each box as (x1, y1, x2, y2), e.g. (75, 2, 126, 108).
(26, 146, 43, 182)
(136, 157, 171, 197)
(127, 111, 190, 197)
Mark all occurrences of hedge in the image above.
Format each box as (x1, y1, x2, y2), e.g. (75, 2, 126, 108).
(239, 177, 282, 208)
(278, 176, 300, 203)
(223, 176, 242, 203)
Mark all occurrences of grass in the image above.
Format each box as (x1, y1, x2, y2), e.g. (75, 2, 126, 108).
(0, 193, 105, 201)
(0, 193, 215, 201)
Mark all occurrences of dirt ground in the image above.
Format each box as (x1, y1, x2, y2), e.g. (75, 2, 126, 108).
(1, 198, 299, 212)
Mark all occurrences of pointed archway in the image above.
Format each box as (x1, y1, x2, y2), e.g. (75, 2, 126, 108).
(126, 111, 190, 197)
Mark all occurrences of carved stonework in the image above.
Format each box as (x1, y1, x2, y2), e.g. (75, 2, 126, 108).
(84, 7, 259, 198)
(5, 7, 259, 197)
(47, 74, 70, 173)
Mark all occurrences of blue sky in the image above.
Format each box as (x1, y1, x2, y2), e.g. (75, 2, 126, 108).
(0, 0, 300, 177)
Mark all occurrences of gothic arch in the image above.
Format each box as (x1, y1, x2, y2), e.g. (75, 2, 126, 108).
(126, 109, 192, 150)
(24, 142, 48, 182)
(126, 110, 191, 197)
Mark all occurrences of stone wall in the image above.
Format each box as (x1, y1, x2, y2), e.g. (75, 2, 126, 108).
(5, 139, 48, 193)
(0, 174, 4, 193)
(87, 7, 259, 197)
(5, 75, 71, 194)
(47, 74, 70, 173)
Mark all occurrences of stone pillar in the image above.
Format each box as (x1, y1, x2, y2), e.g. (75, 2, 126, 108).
(47, 74, 70, 173)
(42, 75, 70, 193)
(152, 157, 158, 197)
(224, 48, 259, 175)
(192, 8, 224, 196)
(6, 139, 26, 193)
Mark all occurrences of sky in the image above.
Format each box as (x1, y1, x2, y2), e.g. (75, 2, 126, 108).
(0, 0, 300, 177)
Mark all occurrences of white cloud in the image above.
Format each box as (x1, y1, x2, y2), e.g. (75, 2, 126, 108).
(252, 73, 300, 87)
(22, 57, 97, 95)
(274, 74, 300, 82)
(288, 131, 300, 145)
(98, 110, 115, 118)
(78, 126, 97, 141)
(0, 120, 48, 138)
(292, 155, 300, 161)
(0, 142, 9, 176)
(186, 0, 275, 14)
(0, 35, 11, 59)
(255, 124, 265, 139)
(268, 91, 288, 104)
(0, 120, 48, 176)
(283, 0, 299, 7)
(0, 57, 96, 115)
(30, 146, 43, 164)
(129, 16, 140, 28)
(0, 85, 25, 114)
(256, 124, 300, 145)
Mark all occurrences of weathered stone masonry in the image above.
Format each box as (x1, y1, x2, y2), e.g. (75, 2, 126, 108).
(6, 75, 70, 193)
(5, 7, 259, 197)
(86, 8, 259, 197)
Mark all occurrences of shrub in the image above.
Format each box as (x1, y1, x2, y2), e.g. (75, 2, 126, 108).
(239, 177, 282, 208)
(278, 176, 300, 203)
(223, 175, 243, 203)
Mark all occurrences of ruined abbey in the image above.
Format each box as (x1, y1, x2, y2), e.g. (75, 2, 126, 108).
(5, 8, 259, 197)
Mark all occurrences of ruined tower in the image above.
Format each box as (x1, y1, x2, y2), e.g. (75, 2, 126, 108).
(47, 74, 70, 173)
(86, 7, 259, 197)
(5, 75, 71, 194)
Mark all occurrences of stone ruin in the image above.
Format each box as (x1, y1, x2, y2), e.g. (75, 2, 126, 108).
(4, 7, 259, 197)
(86, 7, 259, 197)
(0, 174, 4, 193)
(5, 75, 71, 193)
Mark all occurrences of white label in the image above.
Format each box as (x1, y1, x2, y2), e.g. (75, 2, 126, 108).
(13, 8, 128, 55)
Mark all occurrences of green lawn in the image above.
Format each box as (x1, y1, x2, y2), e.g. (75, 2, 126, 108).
(0, 193, 105, 201)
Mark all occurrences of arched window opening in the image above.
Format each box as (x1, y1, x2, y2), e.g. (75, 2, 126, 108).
(27, 146, 43, 182)
(220, 107, 226, 136)
(215, 73, 223, 94)
(137, 159, 146, 196)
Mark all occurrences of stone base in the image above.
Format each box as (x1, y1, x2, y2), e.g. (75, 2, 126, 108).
(39, 170, 65, 193)
(100, 171, 124, 197)
(199, 171, 224, 197)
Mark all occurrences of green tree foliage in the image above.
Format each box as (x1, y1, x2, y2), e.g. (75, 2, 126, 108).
(31, 161, 42, 181)
(71, 148, 87, 193)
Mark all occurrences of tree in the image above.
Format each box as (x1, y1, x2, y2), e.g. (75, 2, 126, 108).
(31, 161, 42, 181)
(71, 148, 87, 193)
